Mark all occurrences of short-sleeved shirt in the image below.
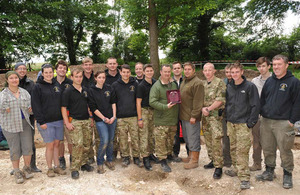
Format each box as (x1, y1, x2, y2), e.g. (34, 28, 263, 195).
(61, 85, 89, 120)
(82, 72, 95, 89)
(55, 77, 73, 92)
(136, 78, 156, 108)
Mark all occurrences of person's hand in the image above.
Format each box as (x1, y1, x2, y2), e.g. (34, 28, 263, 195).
(40, 124, 47, 130)
(6, 108, 10, 113)
(288, 121, 294, 127)
(108, 117, 116, 124)
(90, 119, 94, 127)
(167, 102, 176, 109)
(190, 118, 196, 124)
(28, 107, 32, 113)
(138, 120, 143, 128)
(202, 107, 209, 116)
(66, 123, 74, 131)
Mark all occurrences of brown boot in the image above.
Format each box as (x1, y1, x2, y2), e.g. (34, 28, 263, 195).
(249, 163, 262, 171)
(182, 151, 191, 163)
(184, 151, 199, 169)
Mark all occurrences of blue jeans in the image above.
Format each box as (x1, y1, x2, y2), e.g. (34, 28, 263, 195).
(96, 119, 117, 165)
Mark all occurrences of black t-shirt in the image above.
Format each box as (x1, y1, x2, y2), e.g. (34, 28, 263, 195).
(55, 77, 73, 91)
(136, 78, 156, 108)
(82, 72, 95, 88)
(61, 85, 90, 120)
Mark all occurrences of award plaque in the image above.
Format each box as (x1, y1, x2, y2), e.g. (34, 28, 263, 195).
(167, 89, 181, 104)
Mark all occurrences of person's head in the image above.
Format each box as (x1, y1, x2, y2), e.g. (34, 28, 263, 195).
(135, 62, 144, 78)
(5, 71, 19, 87)
(82, 57, 93, 74)
(143, 64, 154, 79)
(106, 57, 118, 72)
(203, 62, 216, 81)
(14, 62, 27, 79)
(172, 61, 183, 77)
(55, 59, 68, 77)
(224, 64, 232, 80)
(94, 70, 106, 86)
(230, 62, 244, 82)
(41, 64, 54, 82)
(160, 64, 172, 81)
(71, 68, 84, 85)
(272, 54, 289, 79)
(120, 64, 131, 82)
(183, 62, 196, 78)
(256, 57, 271, 76)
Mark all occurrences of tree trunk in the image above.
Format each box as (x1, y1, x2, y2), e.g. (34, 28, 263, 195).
(0, 49, 6, 72)
(196, 14, 212, 61)
(148, 0, 160, 79)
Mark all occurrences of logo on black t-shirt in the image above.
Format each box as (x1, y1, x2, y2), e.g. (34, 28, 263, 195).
(279, 83, 287, 91)
(129, 85, 135, 92)
(83, 91, 88, 97)
(53, 86, 60, 92)
(104, 91, 110, 97)
(65, 84, 70, 89)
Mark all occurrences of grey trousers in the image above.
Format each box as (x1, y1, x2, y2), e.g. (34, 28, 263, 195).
(260, 117, 295, 172)
(181, 120, 201, 152)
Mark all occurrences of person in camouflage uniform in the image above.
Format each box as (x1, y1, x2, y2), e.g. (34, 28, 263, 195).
(225, 62, 260, 190)
(149, 64, 179, 173)
(136, 64, 159, 171)
(61, 68, 94, 179)
(112, 64, 141, 168)
(201, 63, 226, 179)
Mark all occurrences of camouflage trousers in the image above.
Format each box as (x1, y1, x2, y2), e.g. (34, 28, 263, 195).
(139, 108, 155, 157)
(69, 119, 93, 171)
(227, 122, 251, 181)
(154, 125, 177, 160)
(116, 117, 140, 158)
(202, 115, 224, 168)
(88, 125, 100, 160)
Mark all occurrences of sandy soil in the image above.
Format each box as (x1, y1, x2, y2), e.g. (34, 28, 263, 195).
(1, 133, 300, 195)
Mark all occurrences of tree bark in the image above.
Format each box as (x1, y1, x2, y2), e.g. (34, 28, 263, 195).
(148, 0, 160, 79)
(0, 47, 6, 72)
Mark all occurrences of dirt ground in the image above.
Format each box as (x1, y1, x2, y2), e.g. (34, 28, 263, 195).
(1, 133, 300, 195)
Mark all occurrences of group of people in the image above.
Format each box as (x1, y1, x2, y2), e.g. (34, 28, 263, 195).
(0, 54, 299, 191)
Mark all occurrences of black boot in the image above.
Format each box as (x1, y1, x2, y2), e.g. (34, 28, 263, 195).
(69, 155, 72, 166)
(133, 157, 143, 168)
(204, 160, 214, 169)
(167, 154, 182, 163)
(30, 148, 41, 172)
(256, 165, 275, 181)
(71, 171, 79, 179)
(59, 156, 66, 170)
(122, 156, 131, 167)
(213, 168, 223, 179)
(160, 159, 171, 172)
(81, 164, 94, 172)
(283, 169, 293, 189)
(143, 157, 152, 171)
(149, 154, 160, 164)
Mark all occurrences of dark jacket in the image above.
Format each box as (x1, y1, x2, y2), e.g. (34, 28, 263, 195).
(261, 70, 300, 123)
(19, 75, 35, 95)
(88, 84, 117, 122)
(105, 69, 121, 85)
(31, 77, 63, 125)
(112, 77, 138, 118)
(225, 76, 260, 128)
(55, 77, 73, 91)
(19, 75, 36, 125)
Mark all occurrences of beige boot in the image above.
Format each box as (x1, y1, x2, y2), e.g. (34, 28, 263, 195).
(184, 151, 199, 169)
(182, 151, 191, 163)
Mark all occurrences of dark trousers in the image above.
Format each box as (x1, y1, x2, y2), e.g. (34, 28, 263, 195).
(173, 121, 189, 156)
